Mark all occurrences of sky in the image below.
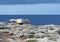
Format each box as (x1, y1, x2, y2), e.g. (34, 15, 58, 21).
(0, 4, 60, 15)
(0, 0, 60, 15)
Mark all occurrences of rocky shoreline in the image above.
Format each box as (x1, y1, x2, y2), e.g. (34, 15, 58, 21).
(0, 19, 60, 42)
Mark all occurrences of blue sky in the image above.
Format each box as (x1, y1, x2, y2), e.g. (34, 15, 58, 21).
(0, 4, 60, 15)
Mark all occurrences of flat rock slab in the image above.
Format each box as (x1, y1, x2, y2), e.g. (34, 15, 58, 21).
(0, 32, 13, 39)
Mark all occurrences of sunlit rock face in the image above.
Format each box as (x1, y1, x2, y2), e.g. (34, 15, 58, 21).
(9, 19, 29, 25)
(0, 0, 60, 5)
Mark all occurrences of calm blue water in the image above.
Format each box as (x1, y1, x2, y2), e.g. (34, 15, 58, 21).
(0, 15, 60, 25)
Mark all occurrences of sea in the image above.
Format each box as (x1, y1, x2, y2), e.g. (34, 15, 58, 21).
(0, 15, 60, 25)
